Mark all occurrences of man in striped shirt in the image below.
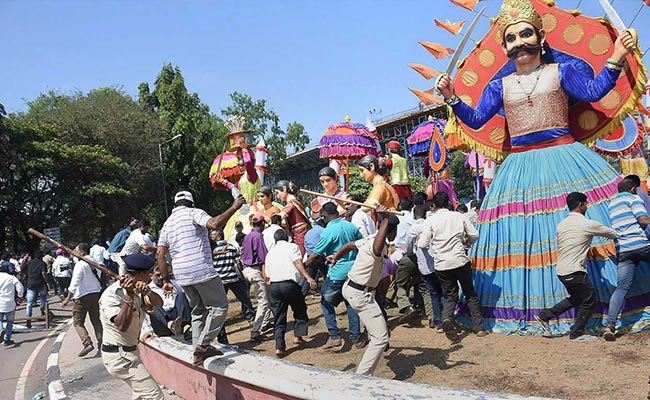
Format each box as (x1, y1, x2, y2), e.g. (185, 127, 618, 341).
(209, 229, 255, 324)
(157, 191, 245, 365)
(606, 179, 650, 341)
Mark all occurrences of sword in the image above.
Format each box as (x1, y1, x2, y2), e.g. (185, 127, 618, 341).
(435, 6, 486, 91)
(597, 0, 638, 47)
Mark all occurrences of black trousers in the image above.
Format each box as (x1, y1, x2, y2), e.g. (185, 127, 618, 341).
(269, 280, 309, 351)
(538, 271, 595, 337)
(224, 279, 256, 323)
(300, 260, 328, 296)
(436, 262, 484, 332)
(149, 292, 192, 336)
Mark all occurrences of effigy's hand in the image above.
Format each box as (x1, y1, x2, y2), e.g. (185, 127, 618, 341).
(613, 29, 637, 60)
(435, 73, 455, 100)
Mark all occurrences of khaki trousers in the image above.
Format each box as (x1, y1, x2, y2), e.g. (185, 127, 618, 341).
(342, 281, 389, 376)
(102, 348, 164, 400)
(72, 292, 103, 346)
(242, 267, 273, 333)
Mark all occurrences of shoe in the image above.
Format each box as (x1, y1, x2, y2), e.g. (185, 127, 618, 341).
(275, 349, 286, 358)
(436, 327, 445, 334)
(250, 332, 263, 343)
(0, 328, 5, 342)
(353, 335, 369, 350)
(398, 306, 418, 324)
(78, 343, 94, 357)
(4, 339, 15, 347)
(534, 315, 553, 336)
(441, 318, 458, 342)
(183, 325, 192, 341)
(192, 344, 223, 366)
(40, 310, 46, 317)
(168, 317, 184, 336)
(26, 319, 32, 329)
(293, 336, 306, 346)
(603, 326, 617, 342)
(475, 330, 488, 337)
(428, 320, 436, 329)
(322, 338, 343, 350)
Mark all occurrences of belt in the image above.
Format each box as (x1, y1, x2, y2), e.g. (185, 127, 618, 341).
(102, 344, 137, 353)
(244, 264, 263, 269)
(347, 279, 374, 292)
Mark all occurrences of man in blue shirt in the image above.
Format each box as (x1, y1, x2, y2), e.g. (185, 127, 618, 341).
(606, 178, 650, 341)
(300, 218, 326, 296)
(305, 202, 364, 350)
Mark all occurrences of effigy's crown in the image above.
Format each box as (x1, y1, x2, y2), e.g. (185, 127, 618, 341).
(497, 0, 543, 39)
(225, 116, 247, 135)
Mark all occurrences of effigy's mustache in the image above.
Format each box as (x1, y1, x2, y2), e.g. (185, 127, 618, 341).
(507, 43, 541, 59)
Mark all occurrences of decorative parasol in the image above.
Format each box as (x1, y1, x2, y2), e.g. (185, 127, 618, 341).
(319, 116, 380, 159)
(407, 116, 445, 157)
(319, 116, 380, 190)
(593, 115, 646, 156)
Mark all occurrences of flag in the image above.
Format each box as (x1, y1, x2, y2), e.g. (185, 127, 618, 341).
(420, 41, 455, 59)
(449, 0, 480, 11)
(409, 63, 441, 80)
(409, 87, 444, 105)
(435, 18, 466, 35)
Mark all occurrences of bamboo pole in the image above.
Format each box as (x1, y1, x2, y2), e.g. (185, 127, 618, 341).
(299, 189, 404, 216)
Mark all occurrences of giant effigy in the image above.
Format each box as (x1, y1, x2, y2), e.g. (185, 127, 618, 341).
(412, 0, 648, 335)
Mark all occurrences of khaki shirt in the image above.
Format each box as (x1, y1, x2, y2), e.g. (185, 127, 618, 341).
(347, 235, 387, 288)
(99, 280, 146, 347)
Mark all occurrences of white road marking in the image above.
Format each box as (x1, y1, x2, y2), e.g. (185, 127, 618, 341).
(14, 319, 72, 400)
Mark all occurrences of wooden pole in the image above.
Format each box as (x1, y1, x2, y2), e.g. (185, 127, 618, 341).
(299, 189, 404, 216)
(345, 158, 350, 192)
(28, 228, 120, 280)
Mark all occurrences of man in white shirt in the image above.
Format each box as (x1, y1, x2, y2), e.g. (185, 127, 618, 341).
(0, 262, 24, 346)
(263, 215, 284, 251)
(265, 229, 316, 357)
(62, 243, 103, 357)
(121, 219, 157, 260)
(332, 210, 398, 375)
(141, 266, 192, 341)
(90, 238, 109, 265)
(53, 249, 72, 297)
(535, 192, 617, 340)
(346, 195, 376, 238)
(417, 192, 486, 340)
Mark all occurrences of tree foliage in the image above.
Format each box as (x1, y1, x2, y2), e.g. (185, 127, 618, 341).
(221, 92, 310, 172)
(138, 63, 232, 221)
(448, 151, 475, 201)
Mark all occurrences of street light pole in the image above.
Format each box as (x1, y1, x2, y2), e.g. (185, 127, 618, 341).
(159, 134, 182, 218)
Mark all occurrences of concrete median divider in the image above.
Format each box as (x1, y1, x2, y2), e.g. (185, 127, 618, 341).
(139, 336, 557, 400)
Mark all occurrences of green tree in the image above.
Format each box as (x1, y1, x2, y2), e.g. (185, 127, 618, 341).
(15, 88, 164, 240)
(449, 151, 476, 200)
(139, 63, 231, 218)
(221, 92, 310, 172)
(0, 116, 130, 252)
(346, 166, 373, 199)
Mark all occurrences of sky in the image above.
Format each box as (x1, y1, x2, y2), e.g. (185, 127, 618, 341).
(2, 0, 649, 148)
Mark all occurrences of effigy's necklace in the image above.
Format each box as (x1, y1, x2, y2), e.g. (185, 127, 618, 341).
(516, 64, 544, 107)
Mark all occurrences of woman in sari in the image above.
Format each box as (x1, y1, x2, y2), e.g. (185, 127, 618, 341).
(274, 180, 312, 256)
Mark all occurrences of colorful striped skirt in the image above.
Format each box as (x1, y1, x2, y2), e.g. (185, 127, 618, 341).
(462, 142, 650, 335)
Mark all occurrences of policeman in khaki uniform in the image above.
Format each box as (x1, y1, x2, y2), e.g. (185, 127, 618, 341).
(328, 208, 398, 376)
(99, 253, 164, 400)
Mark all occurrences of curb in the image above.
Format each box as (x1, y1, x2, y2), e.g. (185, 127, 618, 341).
(47, 319, 73, 400)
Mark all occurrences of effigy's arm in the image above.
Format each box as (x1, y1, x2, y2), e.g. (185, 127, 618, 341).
(450, 80, 504, 130)
(559, 63, 618, 103)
